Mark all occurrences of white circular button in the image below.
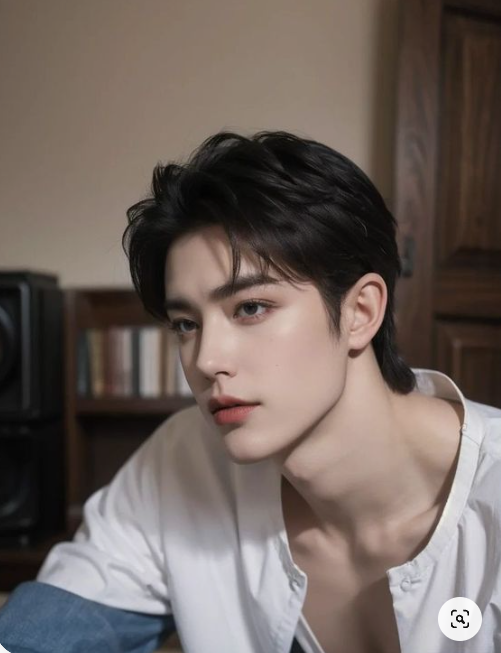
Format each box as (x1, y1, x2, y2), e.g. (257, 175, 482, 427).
(289, 573, 305, 591)
(438, 597, 482, 641)
(400, 578, 412, 591)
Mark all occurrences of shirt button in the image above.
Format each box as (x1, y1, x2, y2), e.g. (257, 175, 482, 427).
(400, 578, 412, 591)
(290, 575, 304, 591)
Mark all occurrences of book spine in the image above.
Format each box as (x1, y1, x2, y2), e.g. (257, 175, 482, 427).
(165, 330, 178, 395)
(160, 329, 167, 396)
(131, 326, 140, 397)
(121, 327, 133, 397)
(139, 327, 162, 397)
(88, 328, 104, 397)
(108, 327, 120, 396)
(151, 327, 162, 397)
(76, 330, 90, 397)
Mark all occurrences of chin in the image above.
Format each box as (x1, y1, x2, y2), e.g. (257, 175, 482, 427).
(226, 452, 267, 466)
(222, 430, 284, 466)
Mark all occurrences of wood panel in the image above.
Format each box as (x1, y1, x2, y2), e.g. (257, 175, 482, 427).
(447, 0, 501, 17)
(434, 268, 501, 318)
(437, 11, 501, 267)
(394, 0, 501, 405)
(393, 0, 442, 366)
(436, 320, 501, 406)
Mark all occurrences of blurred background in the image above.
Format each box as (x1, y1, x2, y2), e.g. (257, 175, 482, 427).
(0, 0, 399, 285)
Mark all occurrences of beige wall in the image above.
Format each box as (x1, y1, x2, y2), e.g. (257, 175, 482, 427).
(0, 0, 399, 288)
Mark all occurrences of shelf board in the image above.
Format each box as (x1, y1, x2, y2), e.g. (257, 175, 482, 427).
(75, 395, 196, 415)
(0, 532, 69, 563)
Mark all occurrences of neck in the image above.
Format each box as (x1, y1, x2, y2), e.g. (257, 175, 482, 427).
(276, 352, 463, 554)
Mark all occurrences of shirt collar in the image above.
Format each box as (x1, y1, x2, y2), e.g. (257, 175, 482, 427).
(385, 368, 486, 586)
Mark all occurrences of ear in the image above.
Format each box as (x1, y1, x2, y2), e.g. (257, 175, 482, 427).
(342, 273, 387, 351)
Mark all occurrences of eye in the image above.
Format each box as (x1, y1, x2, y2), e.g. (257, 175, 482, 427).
(237, 301, 269, 319)
(166, 300, 274, 337)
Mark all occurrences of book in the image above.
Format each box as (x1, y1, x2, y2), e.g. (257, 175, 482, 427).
(139, 326, 162, 397)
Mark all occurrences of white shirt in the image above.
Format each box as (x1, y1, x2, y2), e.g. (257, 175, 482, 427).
(37, 369, 501, 653)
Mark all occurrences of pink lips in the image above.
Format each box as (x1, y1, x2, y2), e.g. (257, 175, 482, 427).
(212, 404, 259, 425)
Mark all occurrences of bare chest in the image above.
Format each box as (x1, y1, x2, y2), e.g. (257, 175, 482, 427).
(282, 480, 447, 653)
(288, 505, 445, 653)
(296, 546, 402, 653)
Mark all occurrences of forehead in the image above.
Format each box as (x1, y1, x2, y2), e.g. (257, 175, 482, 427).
(164, 225, 310, 312)
(165, 224, 294, 296)
(165, 225, 238, 285)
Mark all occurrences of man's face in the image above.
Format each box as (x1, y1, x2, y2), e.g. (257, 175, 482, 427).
(164, 225, 351, 464)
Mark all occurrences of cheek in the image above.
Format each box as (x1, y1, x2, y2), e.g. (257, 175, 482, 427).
(265, 326, 347, 403)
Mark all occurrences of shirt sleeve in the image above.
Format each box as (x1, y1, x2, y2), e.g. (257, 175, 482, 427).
(36, 421, 172, 615)
(0, 580, 176, 653)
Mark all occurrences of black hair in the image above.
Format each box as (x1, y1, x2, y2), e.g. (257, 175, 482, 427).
(122, 130, 416, 394)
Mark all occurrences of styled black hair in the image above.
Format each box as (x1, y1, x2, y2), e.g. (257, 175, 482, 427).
(122, 130, 415, 394)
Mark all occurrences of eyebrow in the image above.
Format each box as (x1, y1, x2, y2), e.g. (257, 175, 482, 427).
(164, 272, 282, 317)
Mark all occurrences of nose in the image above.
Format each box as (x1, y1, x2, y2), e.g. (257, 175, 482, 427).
(193, 316, 236, 379)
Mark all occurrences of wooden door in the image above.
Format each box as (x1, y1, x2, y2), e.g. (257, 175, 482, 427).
(393, 0, 501, 405)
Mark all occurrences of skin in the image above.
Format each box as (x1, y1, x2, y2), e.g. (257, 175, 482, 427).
(164, 224, 463, 562)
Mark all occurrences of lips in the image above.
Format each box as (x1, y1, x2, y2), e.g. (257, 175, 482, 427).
(213, 404, 239, 414)
(212, 404, 258, 425)
(208, 395, 259, 414)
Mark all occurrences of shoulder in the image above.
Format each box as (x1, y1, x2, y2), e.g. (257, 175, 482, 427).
(92, 403, 233, 519)
(468, 398, 501, 458)
(465, 399, 501, 514)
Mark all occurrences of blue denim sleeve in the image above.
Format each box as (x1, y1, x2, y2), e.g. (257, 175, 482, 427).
(0, 581, 176, 653)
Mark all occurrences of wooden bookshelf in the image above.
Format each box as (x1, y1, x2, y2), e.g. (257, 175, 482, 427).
(0, 287, 196, 590)
(75, 396, 194, 416)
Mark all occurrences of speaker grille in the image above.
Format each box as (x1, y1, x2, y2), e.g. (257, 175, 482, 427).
(0, 303, 17, 387)
(0, 436, 38, 528)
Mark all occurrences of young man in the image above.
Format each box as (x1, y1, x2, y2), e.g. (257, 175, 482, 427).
(1, 131, 500, 653)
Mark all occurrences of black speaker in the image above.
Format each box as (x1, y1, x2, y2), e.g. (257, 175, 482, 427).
(0, 271, 65, 546)
(0, 421, 65, 545)
(0, 271, 63, 421)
